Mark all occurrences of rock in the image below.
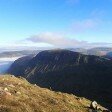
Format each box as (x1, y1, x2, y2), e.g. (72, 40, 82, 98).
(10, 75, 14, 77)
(14, 90, 21, 95)
(96, 106, 99, 110)
(18, 76, 23, 79)
(18, 82, 21, 85)
(34, 84, 37, 87)
(97, 108, 103, 112)
(49, 87, 52, 90)
(89, 102, 110, 112)
(9, 84, 15, 88)
(90, 101, 98, 110)
(76, 97, 82, 102)
(16, 91, 21, 95)
(4, 88, 8, 91)
(5, 92, 12, 96)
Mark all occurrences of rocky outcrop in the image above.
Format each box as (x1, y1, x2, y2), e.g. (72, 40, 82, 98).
(89, 101, 111, 112)
(90, 101, 98, 110)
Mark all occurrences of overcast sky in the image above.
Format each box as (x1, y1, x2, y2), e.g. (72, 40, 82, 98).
(0, 0, 112, 50)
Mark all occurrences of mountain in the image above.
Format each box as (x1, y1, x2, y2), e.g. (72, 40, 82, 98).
(7, 55, 35, 76)
(68, 47, 112, 57)
(87, 47, 112, 56)
(0, 75, 103, 112)
(68, 48, 87, 54)
(0, 50, 41, 74)
(106, 52, 112, 59)
(8, 49, 112, 109)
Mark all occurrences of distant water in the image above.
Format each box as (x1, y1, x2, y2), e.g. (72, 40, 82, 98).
(0, 57, 20, 74)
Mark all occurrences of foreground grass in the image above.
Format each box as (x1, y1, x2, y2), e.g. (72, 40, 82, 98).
(0, 75, 104, 112)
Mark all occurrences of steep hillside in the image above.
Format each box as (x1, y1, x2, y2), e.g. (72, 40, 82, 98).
(0, 75, 103, 112)
(8, 55, 34, 76)
(106, 52, 112, 59)
(8, 49, 112, 109)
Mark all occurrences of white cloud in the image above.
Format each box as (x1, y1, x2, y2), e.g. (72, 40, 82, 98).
(26, 32, 112, 48)
(0, 41, 53, 51)
(0, 32, 112, 51)
(27, 32, 86, 48)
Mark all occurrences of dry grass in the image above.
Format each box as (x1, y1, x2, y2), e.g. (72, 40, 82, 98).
(0, 75, 100, 112)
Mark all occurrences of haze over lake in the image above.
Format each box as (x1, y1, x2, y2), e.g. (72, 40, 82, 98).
(0, 57, 19, 74)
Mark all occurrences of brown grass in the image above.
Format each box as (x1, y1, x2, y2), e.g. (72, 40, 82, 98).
(0, 75, 99, 112)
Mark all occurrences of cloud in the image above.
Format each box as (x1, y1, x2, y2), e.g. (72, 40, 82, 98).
(0, 41, 53, 51)
(27, 32, 86, 48)
(26, 32, 112, 48)
(1, 32, 112, 51)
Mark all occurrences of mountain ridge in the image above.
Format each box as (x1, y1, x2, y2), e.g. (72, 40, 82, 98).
(8, 49, 112, 110)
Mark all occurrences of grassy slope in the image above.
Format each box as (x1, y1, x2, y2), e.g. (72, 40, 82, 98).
(0, 75, 104, 112)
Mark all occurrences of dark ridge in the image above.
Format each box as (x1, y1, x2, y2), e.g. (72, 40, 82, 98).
(8, 49, 112, 110)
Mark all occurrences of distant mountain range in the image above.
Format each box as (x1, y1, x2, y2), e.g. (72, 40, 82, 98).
(68, 47, 112, 57)
(8, 49, 112, 110)
(1, 47, 112, 58)
(0, 50, 41, 58)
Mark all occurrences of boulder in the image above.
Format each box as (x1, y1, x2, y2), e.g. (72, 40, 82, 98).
(90, 101, 98, 110)
(4, 88, 8, 91)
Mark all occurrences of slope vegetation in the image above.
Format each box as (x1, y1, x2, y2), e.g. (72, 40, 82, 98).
(0, 75, 100, 112)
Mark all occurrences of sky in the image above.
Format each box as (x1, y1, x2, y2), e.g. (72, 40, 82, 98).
(0, 0, 112, 50)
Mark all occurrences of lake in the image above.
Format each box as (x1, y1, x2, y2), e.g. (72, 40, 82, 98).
(0, 57, 20, 74)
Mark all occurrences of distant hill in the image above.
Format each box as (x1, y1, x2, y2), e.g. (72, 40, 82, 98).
(0, 50, 41, 58)
(87, 47, 112, 56)
(0, 75, 102, 112)
(68, 48, 87, 54)
(8, 49, 112, 110)
(68, 47, 112, 57)
(1, 47, 112, 58)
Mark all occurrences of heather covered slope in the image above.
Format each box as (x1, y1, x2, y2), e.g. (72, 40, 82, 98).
(0, 75, 99, 112)
(8, 49, 112, 109)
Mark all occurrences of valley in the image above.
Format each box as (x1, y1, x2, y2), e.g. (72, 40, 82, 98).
(0, 57, 20, 74)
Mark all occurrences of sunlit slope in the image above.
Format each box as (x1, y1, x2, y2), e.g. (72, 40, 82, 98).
(0, 75, 105, 112)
